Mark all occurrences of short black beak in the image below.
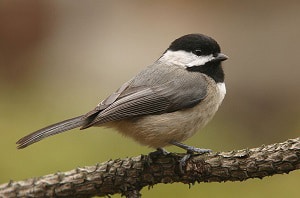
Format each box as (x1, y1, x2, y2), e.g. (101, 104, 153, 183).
(214, 53, 228, 62)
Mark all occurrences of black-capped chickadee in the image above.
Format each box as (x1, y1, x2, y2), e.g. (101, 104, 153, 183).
(17, 34, 228, 156)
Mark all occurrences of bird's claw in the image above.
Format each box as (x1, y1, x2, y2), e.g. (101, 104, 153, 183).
(169, 141, 212, 173)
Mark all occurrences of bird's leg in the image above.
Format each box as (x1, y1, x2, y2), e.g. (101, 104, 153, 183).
(170, 141, 212, 154)
(170, 141, 212, 172)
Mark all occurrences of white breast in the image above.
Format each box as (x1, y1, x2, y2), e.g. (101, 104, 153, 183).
(217, 82, 226, 102)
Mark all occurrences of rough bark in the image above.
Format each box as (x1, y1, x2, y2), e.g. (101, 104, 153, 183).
(1, 137, 300, 198)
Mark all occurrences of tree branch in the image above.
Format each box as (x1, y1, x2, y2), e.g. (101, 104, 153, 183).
(1, 137, 300, 198)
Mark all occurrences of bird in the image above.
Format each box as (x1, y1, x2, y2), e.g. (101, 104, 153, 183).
(16, 33, 228, 158)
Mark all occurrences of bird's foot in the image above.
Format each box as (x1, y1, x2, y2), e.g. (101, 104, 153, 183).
(170, 141, 212, 173)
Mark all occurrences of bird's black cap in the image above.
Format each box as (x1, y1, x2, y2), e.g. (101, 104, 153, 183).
(168, 34, 221, 56)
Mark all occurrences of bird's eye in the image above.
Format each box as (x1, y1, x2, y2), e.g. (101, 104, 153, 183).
(192, 49, 202, 56)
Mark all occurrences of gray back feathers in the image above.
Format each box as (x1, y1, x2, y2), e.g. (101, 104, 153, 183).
(82, 62, 208, 127)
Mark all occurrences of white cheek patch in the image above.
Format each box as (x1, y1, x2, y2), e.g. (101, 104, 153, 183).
(159, 50, 214, 67)
(217, 82, 226, 101)
(185, 54, 214, 67)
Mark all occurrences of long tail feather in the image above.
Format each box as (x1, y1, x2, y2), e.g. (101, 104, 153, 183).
(16, 115, 85, 149)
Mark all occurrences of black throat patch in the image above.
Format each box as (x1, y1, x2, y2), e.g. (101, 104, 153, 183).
(186, 62, 224, 83)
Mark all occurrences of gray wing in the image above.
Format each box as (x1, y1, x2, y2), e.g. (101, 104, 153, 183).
(81, 69, 208, 128)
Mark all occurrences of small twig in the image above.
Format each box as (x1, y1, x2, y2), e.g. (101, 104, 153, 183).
(1, 137, 300, 198)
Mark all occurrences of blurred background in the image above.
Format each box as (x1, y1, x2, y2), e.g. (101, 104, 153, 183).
(1, 0, 300, 197)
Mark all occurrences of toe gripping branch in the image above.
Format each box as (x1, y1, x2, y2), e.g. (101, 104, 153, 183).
(148, 142, 212, 173)
(169, 141, 212, 173)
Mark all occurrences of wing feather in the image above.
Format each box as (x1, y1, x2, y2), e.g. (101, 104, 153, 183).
(82, 63, 209, 128)
(83, 88, 170, 126)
